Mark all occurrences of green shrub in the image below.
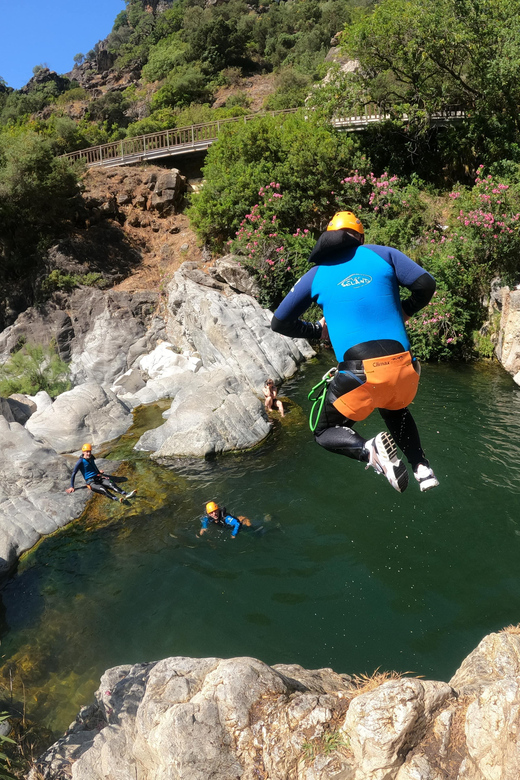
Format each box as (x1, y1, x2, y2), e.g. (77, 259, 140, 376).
(141, 36, 188, 82)
(227, 182, 316, 308)
(0, 344, 71, 399)
(0, 130, 79, 280)
(56, 87, 88, 106)
(263, 68, 312, 111)
(188, 111, 364, 246)
(152, 65, 213, 110)
(40, 270, 108, 297)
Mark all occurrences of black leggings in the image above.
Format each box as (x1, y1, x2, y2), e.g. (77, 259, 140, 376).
(87, 476, 125, 501)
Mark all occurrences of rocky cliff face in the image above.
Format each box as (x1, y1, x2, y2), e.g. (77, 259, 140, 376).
(30, 628, 520, 780)
(493, 285, 520, 383)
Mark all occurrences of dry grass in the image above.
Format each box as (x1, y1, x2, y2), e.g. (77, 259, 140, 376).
(500, 624, 520, 634)
(350, 668, 421, 696)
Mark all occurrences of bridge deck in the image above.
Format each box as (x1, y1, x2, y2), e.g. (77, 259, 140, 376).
(61, 107, 465, 169)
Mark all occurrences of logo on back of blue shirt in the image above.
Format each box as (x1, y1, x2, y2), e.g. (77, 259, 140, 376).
(338, 274, 372, 288)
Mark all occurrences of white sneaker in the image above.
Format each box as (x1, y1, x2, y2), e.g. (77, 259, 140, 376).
(365, 432, 409, 493)
(414, 464, 439, 492)
(125, 490, 137, 499)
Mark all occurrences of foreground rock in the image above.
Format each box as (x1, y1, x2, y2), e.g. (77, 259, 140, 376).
(31, 629, 520, 780)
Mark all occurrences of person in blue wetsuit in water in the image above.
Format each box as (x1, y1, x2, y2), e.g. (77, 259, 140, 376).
(271, 211, 439, 494)
(66, 443, 136, 502)
(199, 501, 251, 538)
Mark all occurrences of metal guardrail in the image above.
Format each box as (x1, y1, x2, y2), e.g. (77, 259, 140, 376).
(61, 106, 465, 169)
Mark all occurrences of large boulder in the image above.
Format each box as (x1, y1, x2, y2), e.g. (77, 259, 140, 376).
(30, 631, 520, 780)
(0, 416, 89, 575)
(30, 656, 356, 780)
(495, 287, 520, 382)
(67, 289, 160, 386)
(0, 304, 74, 362)
(0, 290, 161, 387)
(25, 383, 132, 454)
(166, 262, 314, 390)
(208, 255, 261, 297)
(136, 368, 271, 459)
(132, 262, 314, 458)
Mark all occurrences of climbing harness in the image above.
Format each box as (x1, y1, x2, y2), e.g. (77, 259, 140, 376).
(307, 367, 336, 432)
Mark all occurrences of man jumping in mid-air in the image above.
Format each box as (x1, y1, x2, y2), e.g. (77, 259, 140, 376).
(271, 211, 438, 493)
(66, 443, 136, 502)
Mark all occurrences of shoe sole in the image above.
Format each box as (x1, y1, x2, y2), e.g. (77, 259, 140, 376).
(417, 478, 439, 492)
(377, 432, 409, 493)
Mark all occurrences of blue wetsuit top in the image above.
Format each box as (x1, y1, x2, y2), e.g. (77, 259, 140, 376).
(272, 236, 435, 362)
(201, 512, 241, 536)
(70, 456, 100, 487)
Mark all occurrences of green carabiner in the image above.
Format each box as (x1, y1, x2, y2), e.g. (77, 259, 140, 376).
(307, 367, 336, 432)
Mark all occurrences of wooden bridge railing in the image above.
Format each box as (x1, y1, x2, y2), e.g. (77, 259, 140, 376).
(61, 106, 465, 169)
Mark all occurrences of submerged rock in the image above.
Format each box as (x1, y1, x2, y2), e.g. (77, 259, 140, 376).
(33, 630, 520, 780)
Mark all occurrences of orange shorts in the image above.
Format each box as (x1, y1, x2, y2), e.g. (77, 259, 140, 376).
(332, 351, 420, 422)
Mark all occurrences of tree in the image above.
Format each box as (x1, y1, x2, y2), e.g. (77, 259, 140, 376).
(188, 111, 364, 246)
(0, 343, 71, 398)
(0, 130, 79, 280)
(338, 0, 520, 167)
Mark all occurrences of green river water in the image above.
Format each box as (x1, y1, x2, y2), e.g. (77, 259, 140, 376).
(2, 352, 520, 735)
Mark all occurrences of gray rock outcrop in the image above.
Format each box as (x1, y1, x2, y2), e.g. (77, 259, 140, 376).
(166, 262, 312, 385)
(494, 286, 520, 383)
(136, 368, 271, 459)
(133, 261, 314, 458)
(30, 629, 520, 780)
(25, 383, 132, 454)
(0, 417, 90, 575)
(0, 290, 160, 386)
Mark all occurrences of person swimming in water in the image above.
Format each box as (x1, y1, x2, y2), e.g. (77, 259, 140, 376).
(199, 501, 251, 539)
(66, 443, 136, 502)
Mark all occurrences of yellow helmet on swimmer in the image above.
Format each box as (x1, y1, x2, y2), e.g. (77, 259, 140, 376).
(81, 443, 92, 452)
(206, 501, 219, 513)
(327, 211, 364, 235)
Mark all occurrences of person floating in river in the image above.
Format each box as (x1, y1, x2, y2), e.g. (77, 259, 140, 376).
(66, 443, 137, 502)
(199, 501, 251, 539)
(263, 378, 285, 417)
(271, 210, 439, 494)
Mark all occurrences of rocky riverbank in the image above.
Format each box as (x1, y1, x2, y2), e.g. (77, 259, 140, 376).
(0, 257, 313, 576)
(29, 628, 520, 780)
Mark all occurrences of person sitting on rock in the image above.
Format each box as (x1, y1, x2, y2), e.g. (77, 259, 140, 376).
(263, 378, 285, 417)
(199, 501, 251, 539)
(66, 443, 136, 503)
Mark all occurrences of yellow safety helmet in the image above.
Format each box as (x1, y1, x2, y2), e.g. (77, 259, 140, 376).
(206, 501, 219, 513)
(327, 211, 364, 234)
(81, 443, 92, 452)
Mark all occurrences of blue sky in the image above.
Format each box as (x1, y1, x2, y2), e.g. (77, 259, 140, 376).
(0, 0, 127, 90)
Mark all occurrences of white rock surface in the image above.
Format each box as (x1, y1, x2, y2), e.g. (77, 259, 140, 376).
(133, 262, 314, 458)
(26, 382, 132, 453)
(0, 416, 90, 574)
(32, 632, 520, 780)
